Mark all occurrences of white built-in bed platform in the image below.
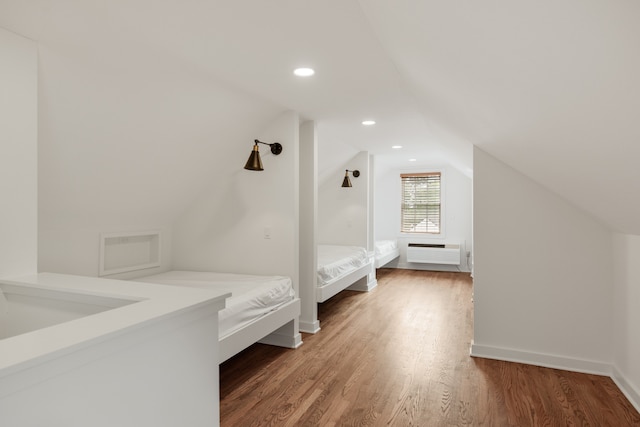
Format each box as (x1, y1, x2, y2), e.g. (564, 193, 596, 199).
(135, 271, 302, 363)
(374, 240, 400, 268)
(317, 245, 375, 302)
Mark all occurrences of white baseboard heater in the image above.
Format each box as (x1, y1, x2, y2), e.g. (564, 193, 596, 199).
(407, 243, 461, 265)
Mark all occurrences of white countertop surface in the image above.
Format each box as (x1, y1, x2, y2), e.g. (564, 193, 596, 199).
(0, 272, 229, 376)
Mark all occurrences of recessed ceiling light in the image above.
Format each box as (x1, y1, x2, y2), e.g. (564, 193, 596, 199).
(409, 158, 417, 162)
(362, 120, 376, 126)
(392, 145, 402, 149)
(294, 67, 315, 77)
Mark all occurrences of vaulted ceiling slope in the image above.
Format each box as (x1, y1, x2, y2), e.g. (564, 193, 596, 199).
(360, 0, 640, 234)
(2, 1, 639, 234)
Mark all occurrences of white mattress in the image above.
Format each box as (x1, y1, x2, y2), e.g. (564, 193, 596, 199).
(134, 271, 295, 339)
(375, 240, 398, 257)
(317, 245, 369, 287)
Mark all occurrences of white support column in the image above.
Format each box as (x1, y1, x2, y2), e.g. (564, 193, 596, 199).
(298, 120, 320, 333)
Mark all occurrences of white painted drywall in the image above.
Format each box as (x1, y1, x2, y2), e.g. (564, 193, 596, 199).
(612, 233, 640, 409)
(0, 28, 37, 278)
(373, 157, 472, 272)
(0, 288, 128, 340)
(0, 273, 226, 427)
(318, 151, 370, 249)
(35, 29, 282, 277)
(0, 304, 221, 427)
(172, 110, 300, 288)
(39, 228, 172, 279)
(472, 147, 612, 372)
(298, 120, 319, 333)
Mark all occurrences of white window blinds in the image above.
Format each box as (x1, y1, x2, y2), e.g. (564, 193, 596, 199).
(400, 172, 441, 233)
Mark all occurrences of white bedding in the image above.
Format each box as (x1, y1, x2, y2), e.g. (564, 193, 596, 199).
(134, 271, 295, 339)
(374, 240, 400, 268)
(375, 240, 398, 256)
(317, 245, 369, 286)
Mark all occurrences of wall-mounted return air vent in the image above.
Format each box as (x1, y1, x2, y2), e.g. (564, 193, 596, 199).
(99, 230, 161, 276)
(407, 243, 460, 265)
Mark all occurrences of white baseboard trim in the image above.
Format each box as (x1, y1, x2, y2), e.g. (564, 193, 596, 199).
(611, 365, 640, 413)
(347, 278, 378, 292)
(299, 320, 321, 334)
(470, 342, 610, 376)
(394, 262, 471, 273)
(258, 332, 303, 349)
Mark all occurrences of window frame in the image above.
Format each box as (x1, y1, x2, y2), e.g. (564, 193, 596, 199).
(399, 171, 443, 235)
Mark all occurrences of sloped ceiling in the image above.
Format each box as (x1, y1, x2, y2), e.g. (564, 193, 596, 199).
(360, 0, 640, 235)
(1, 0, 639, 234)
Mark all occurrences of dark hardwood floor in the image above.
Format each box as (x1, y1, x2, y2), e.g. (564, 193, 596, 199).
(220, 268, 640, 426)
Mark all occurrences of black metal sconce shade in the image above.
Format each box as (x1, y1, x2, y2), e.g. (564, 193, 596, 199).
(244, 139, 283, 171)
(245, 143, 263, 171)
(341, 169, 360, 187)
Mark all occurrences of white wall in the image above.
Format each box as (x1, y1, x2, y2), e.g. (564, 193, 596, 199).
(298, 120, 319, 333)
(39, 228, 172, 279)
(373, 157, 473, 272)
(0, 286, 129, 339)
(0, 300, 221, 427)
(0, 28, 37, 278)
(612, 233, 640, 409)
(35, 31, 282, 277)
(472, 147, 613, 373)
(318, 151, 370, 249)
(172, 111, 299, 288)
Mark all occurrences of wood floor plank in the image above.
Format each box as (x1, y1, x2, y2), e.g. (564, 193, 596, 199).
(220, 269, 640, 426)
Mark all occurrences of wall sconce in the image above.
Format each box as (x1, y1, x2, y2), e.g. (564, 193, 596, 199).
(341, 169, 360, 187)
(244, 139, 283, 171)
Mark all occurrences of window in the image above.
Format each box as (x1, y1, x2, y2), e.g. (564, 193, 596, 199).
(400, 172, 441, 234)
